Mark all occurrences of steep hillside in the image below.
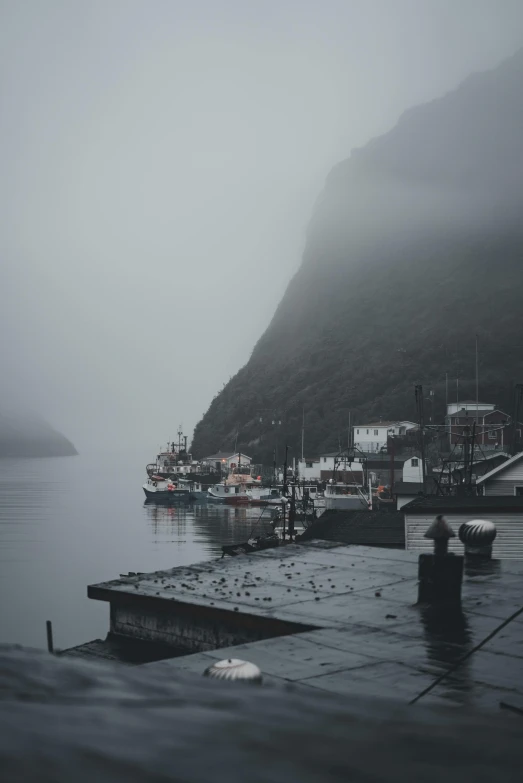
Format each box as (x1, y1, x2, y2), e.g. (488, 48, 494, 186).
(0, 412, 77, 458)
(192, 49, 523, 461)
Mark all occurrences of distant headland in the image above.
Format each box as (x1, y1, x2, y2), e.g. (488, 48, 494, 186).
(0, 411, 77, 458)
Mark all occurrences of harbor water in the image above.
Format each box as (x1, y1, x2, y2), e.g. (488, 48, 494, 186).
(0, 453, 276, 651)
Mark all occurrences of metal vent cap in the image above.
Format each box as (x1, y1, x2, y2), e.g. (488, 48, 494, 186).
(459, 519, 497, 547)
(203, 658, 263, 684)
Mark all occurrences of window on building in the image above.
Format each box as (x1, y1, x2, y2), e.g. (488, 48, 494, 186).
(306, 461, 313, 468)
(411, 458, 419, 467)
(515, 487, 523, 496)
(356, 429, 360, 434)
(488, 430, 496, 439)
(366, 429, 369, 435)
(374, 429, 379, 436)
(323, 457, 327, 463)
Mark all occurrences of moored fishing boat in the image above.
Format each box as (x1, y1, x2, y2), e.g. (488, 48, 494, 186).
(324, 482, 370, 510)
(178, 478, 208, 501)
(207, 482, 252, 504)
(143, 476, 191, 502)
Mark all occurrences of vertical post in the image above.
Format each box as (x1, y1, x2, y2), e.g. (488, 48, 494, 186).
(283, 446, 288, 496)
(469, 421, 476, 488)
(301, 406, 305, 461)
(462, 426, 469, 487)
(511, 384, 523, 456)
(475, 334, 479, 420)
(415, 385, 427, 491)
(46, 620, 54, 654)
(368, 476, 373, 510)
(281, 499, 286, 541)
(389, 435, 395, 497)
(445, 372, 448, 409)
(288, 483, 296, 540)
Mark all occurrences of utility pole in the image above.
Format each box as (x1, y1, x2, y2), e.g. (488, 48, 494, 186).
(469, 421, 476, 489)
(389, 432, 395, 496)
(511, 384, 523, 455)
(475, 334, 479, 419)
(288, 483, 296, 541)
(414, 385, 427, 490)
(301, 406, 305, 461)
(462, 425, 469, 489)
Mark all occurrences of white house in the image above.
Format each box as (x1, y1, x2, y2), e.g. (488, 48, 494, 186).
(394, 456, 427, 510)
(403, 456, 423, 483)
(353, 421, 417, 453)
(476, 452, 523, 496)
(200, 451, 252, 473)
(297, 458, 321, 481)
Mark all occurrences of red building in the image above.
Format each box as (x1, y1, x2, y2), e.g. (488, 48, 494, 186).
(444, 402, 520, 450)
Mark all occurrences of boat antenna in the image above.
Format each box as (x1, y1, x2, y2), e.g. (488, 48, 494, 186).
(475, 333, 479, 420)
(414, 385, 427, 491)
(301, 406, 305, 461)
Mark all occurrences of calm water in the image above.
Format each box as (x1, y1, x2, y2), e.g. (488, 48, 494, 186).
(0, 452, 275, 651)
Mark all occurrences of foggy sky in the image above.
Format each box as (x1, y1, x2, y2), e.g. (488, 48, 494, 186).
(1, 0, 522, 454)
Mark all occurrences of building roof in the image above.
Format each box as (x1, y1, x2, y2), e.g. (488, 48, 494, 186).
(366, 455, 410, 465)
(354, 420, 416, 428)
(84, 542, 523, 711)
(476, 451, 523, 484)
(403, 494, 523, 513)
(445, 408, 509, 420)
(449, 400, 494, 405)
(299, 509, 405, 547)
(434, 452, 511, 468)
(202, 451, 251, 461)
(318, 451, 367, 459)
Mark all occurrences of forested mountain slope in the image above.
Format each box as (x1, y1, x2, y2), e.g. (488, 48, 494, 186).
(192, 49, 523, 461)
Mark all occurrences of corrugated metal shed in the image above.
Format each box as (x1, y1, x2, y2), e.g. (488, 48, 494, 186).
(403, 496, 523, 559)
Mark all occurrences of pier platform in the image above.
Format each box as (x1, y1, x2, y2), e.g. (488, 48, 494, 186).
(75, 542, 523, 708)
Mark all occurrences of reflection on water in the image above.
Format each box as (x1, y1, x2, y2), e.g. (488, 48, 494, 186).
(144, 502, 276, 552)
(0, 454, 276, 651)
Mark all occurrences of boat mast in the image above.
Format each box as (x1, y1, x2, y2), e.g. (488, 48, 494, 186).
(301, 406, 305, 461)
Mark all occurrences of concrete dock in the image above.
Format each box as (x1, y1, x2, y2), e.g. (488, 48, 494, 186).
(69, 541, 523, 709)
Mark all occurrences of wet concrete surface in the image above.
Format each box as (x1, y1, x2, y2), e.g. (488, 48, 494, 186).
(85, 542, 523, 708)
(1, 645, 523, 783)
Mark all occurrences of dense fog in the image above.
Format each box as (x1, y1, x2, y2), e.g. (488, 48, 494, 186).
(1, 0, 522, 453)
